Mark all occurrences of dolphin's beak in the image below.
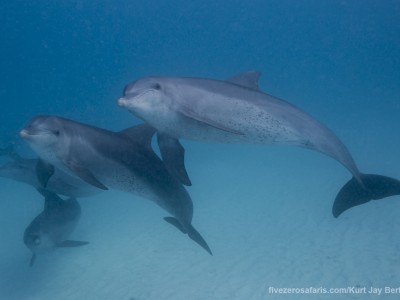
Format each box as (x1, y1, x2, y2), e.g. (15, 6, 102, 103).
(117, 97, 128, 107)
(20, 129, 29, 139)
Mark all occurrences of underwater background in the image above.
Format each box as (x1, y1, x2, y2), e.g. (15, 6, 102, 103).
(1, 1, 399, 299)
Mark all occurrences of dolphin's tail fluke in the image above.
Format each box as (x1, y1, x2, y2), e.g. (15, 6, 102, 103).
(187, 224, 213, 256)
(164, 217, 213, 256)
(333, 174, 400, 218)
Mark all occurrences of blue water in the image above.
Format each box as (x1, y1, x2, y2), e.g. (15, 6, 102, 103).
(1, 1, 400, 299)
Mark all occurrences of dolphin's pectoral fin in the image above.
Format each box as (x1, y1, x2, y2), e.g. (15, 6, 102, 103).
(29, 254, 36, 267)
(164, 217, 212, 255)
(333, 174, 400, 217)
(36, 159, 55, 188)
(65, 160, 108, 190)
(226, 70, 262, 91)
(178, 108, 244, 135)
(56, 240, 89, 247)
(157, 134, 192, 186)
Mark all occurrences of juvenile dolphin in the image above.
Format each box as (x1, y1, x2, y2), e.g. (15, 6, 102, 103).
(0, 146, 100, 198)
(24, 188, 88, 266)
(20, 117, 212, 255)
(118, 71, 400, 216)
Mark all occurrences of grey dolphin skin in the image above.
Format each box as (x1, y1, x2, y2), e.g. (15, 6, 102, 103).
(118, 71, 400, 217)
(0, 146, 101, 198)
(24, 188, 88, 266)
(19, 117, 212, 255)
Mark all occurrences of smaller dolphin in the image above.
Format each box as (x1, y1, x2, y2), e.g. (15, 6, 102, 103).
(118, 71, 400, 216)
(23, 188, 88, 266)
(0, 146, 100, 198)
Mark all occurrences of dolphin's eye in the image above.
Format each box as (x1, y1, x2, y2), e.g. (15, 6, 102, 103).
(153, 83, 161, 90)
(53, 130, 60, 136)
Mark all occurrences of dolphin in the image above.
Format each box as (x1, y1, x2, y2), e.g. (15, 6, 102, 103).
(0, 144, 21, 160)
(0, 146, 100, 198)
(20, 117, 212, 255)
(117, 71, 400, 217)
(23, 188, 88, 266)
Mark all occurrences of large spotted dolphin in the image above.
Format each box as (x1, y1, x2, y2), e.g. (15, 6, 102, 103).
(117, 71, 400, 217)
(0, 146, 100, 198)
(23, 188, 88, 266)
(20, 117, 212, 255)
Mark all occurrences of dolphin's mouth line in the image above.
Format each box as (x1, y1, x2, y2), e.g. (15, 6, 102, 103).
(20, 129, 53, 138)
(20, 130, 42, 137)
(119, 89, 155, 107)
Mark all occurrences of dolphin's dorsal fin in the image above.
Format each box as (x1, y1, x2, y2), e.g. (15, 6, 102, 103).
(36, 188, 65, 210)
(37, 187, 62, 200)
(118, 124, 156, 150)
(226, 71, 261, 91)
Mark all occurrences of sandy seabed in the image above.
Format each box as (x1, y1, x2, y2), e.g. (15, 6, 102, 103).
(1, 143, 399, 300)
